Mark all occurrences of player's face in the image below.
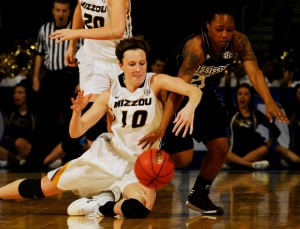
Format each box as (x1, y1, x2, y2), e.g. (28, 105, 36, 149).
(207, 14, 235, 50)
(237, 87, 251, 108)
(52, 3, 71, 28)
(120, 49, 147, 89)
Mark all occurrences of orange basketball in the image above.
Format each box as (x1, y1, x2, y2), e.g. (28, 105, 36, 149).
(134, 148, 175, 189)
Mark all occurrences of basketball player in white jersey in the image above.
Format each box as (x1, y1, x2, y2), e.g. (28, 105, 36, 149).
(0, 37, 202, 219)
(49, 0, 132, 146)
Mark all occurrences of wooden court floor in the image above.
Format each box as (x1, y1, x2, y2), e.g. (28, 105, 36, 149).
(0, 169, 300, 229)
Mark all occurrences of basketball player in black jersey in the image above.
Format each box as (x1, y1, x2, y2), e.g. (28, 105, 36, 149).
(139, 1, 290, 215)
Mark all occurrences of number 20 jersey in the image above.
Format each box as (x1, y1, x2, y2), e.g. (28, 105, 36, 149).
(80, 0, 132, 60)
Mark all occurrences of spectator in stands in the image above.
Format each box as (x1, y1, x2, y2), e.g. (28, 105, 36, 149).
(0, 69, 27, 87)
(224, 83, 281, 170)
(280, 49, 300, 88)
(149, 54, 168, 108)
(261, 56, 284, 87)
(276, 83, 300, 169)
(0, 52, 32, 87)
(0, 80, 36, 170)
(149, 54, 167, 74)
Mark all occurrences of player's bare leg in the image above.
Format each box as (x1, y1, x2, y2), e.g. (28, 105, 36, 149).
(0, 176, 62, 199)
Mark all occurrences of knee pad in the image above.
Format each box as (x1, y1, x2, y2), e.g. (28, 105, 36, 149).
(18, 179, 45, 199)
(121, 198, 150, 218)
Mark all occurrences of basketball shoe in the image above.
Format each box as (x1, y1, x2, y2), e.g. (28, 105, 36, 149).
(252, 160, 269, 170)
(186, 189, 224, 215)
(67, 191, 114, 216)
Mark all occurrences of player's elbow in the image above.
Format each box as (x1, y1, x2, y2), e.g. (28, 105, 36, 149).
(69, 130, 80, 139)
(111, 27, 126, 39)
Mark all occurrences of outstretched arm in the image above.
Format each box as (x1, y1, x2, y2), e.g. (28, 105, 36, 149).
(158, 76, 202, 137)
(139, 36, 203, 149)
(235, 32, 290, 124)
(69, 90, 109, 138)
(138, 77, 201, 149)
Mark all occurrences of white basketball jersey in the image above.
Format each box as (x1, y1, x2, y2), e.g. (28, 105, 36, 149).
(80, 0, 132, 60)
(109, 73, 163, 163)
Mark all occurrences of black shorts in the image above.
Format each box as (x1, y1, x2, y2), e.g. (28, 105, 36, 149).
(161, 88, 228, 154)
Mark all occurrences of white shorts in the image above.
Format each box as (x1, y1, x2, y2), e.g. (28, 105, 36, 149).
(76, 46, 122, 96)
(47, 133, 139, 200)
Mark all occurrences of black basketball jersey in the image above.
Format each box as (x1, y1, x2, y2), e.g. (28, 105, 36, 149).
(191, 29, 235, 89)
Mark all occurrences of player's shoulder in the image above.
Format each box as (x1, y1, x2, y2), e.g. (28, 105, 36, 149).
(151, 72, 169, 81)
(109, 0, 129, 8)
(186, 34, 202, 44)
(232, 31, 251, 44)
(182, 35, 204, 59)
(233, 30, 248, 38)
(184, 34, 203, 51)
(232, 30, 253, 53)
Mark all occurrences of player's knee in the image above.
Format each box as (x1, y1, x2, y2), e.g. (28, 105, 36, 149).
(14, 138, 23, 149)
(18, 179, 45, 199)
(171, 153, 192, 168)
(121, 198, 150, 218)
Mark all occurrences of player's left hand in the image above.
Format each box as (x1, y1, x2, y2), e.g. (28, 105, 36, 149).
(172, 103, 195, 137)
(265, 102, 290, 124)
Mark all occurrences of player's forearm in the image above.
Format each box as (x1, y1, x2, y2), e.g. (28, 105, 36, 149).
(72, 27, 124, 40)
(187, 87, 202, 111)
(69, 113, 84, 138)
(68, 39, 78, 50)
(160, 93, 184, 130)
(250, 70, 275, 105)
